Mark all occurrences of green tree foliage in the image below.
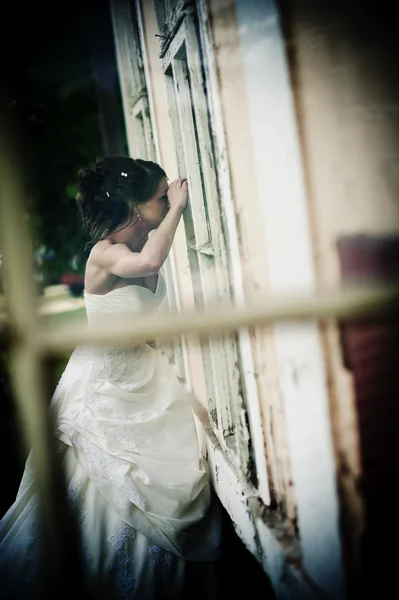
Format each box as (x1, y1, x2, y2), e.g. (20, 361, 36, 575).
(8, 78, 103, 283)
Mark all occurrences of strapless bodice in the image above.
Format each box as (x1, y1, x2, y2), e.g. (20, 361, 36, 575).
(84, 274, 166, 324)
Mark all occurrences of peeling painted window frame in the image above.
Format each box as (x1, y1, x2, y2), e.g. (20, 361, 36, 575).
(130, 95, 156, 161)
(159, 10, 256, 479)
(154, 0, 195, 56)
(112, 0, 186, 378)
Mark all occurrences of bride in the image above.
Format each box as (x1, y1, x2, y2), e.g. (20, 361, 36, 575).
(0, 156, 222, 598)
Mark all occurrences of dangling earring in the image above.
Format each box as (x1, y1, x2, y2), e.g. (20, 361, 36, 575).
(137, 209, 142, 221)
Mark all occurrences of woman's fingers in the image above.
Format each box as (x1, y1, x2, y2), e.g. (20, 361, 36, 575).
(171, 177, 188, 186)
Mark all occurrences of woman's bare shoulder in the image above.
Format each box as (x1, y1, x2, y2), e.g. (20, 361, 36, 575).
(89, 240, 120, 263)
(90, 241, 134, 269)
(84, 241, 119, 293)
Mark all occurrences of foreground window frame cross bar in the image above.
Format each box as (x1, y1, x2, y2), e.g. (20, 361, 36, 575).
(1, 137, 399, 595)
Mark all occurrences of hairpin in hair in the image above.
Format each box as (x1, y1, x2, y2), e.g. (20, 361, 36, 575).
(121, 172, 128, 177)
(106, 192, 110, 197)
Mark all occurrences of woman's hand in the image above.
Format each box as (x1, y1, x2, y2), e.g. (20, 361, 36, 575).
(167, 178, 188, 212)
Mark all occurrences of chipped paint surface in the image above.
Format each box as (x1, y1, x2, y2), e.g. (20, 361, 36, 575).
(111, 0, 347, 597)
(206, 429, 321, 600)
(233, 0, 343, 596)
(285, 1, 399, 591)
(196, 0, 271, 507)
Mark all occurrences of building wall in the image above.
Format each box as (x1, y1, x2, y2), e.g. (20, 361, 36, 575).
(282, 0, 399, 591)
(205, 0, 294, 521)
(110, 0, 352, 597)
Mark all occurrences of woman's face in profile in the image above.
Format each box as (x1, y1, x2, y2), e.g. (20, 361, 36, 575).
(138, 177, 169, 227)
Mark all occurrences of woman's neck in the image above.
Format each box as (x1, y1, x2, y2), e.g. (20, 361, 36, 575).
(128, 234, 148, 252)
(110, 220, 153, 252)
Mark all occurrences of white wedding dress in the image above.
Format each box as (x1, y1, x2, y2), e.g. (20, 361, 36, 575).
(0, 274, 221, 599)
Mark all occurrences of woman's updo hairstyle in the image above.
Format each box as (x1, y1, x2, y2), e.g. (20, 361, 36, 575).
(76, 155, 167, 240)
